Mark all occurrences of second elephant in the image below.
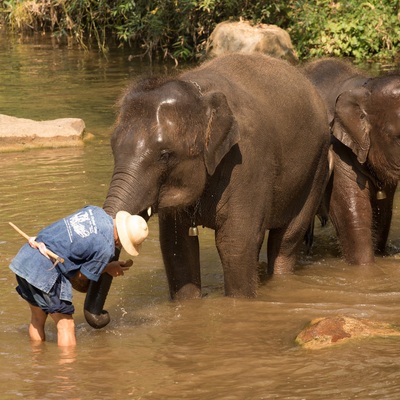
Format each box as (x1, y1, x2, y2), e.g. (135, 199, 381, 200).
(303, 58, 400, 264)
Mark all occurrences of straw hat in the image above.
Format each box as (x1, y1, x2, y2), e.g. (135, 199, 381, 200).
(115, 211, 149, 256)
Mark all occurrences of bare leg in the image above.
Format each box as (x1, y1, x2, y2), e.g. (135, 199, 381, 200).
(50, 313, 76, 347)
(29, 304, 48, 342)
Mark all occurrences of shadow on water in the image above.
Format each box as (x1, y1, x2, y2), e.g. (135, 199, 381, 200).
(2, 32, 400, 399)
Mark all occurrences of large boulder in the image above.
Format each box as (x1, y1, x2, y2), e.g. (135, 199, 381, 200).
(296, 316, 400, 349)
(0, 114, 91, 152)
(205, 20, 298, 64)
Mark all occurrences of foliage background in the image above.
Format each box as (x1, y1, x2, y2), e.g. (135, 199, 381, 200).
(0, 0, 399, 63)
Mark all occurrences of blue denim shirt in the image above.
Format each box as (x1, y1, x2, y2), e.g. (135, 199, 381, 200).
(9, 205, 115, 302)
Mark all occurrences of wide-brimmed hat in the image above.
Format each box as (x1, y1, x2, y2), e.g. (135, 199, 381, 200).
(115, 211, 149, 256)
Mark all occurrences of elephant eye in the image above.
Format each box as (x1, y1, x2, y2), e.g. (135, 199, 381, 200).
(159, 150, 174, 163)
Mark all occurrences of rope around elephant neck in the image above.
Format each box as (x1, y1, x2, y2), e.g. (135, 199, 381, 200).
(355, 160, 386, 200)
(187, 80, 203, 96)
(186, 199, 201, 236)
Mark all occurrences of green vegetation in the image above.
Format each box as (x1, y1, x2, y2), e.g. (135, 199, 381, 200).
(0, 1, 399, 63)
(289, 0, 400, 62)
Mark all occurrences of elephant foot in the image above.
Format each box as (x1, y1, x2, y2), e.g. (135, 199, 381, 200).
(267, 250, 296, 274)
(84, 309, 111, 329)
(269, 262, 295, 275)
(172, 283, 202, 300)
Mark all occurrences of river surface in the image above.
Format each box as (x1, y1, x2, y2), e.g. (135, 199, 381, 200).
(1, 33, 400, 399)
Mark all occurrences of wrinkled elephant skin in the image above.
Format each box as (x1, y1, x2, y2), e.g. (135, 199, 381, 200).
(84, 273, 112, 329)
(83, 249, 120, 329)
(303, 58, 400, 265)
(103, 53, 330, 300)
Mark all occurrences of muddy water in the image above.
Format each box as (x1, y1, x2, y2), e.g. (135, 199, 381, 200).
(2, 33, 400, 399)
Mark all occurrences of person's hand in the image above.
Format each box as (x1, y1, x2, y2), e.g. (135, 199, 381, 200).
(104, 259, 133, 278)
(28, 236, 50, 259)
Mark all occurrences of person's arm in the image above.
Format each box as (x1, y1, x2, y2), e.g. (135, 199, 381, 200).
(102, 259, 133, 277)
(70, 259, 132, 293)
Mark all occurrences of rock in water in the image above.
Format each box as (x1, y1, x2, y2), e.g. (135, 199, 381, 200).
(0, 114, 91, 151)
(296, 316, 400, 349)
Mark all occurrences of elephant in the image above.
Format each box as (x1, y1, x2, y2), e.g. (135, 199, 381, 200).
(205, 20, 298, 65)
(87, 53, 329, 313)
(303, 58, 400, 264)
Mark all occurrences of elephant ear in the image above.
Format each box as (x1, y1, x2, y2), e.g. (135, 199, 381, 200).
(331, 87, 372, 164)
(202, 92, 240, 175)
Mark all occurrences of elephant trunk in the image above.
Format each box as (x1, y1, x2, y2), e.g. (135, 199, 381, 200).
(85, 168, 152, 329)
(89, 171, 138, 329)
(103, 167, 156, 218)
(84, 249, 120, 329)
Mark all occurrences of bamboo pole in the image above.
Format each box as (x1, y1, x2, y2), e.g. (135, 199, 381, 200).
(9, 222, 64, 263)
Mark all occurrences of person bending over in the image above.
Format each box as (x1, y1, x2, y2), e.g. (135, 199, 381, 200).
(9, 205, 148, 347)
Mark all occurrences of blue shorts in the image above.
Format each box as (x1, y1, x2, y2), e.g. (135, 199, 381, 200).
(15, 275, 75, 315)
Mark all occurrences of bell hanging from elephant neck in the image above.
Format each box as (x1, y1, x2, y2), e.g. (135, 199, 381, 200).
(376, 190, 387, 200)
(188, 201, 200, 236)
(189, 226, 199, 236)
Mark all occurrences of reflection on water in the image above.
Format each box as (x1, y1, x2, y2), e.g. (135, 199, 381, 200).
(2, 33, 400, 399)
(0, 32, 177, 134)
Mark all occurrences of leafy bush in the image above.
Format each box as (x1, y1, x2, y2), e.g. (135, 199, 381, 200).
(0, 0, 281, 60)
(288, 0, 400, 62)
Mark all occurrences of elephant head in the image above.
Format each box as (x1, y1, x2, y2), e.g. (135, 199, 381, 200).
(103, 77, 240, 217)
(331, 75, 400, 184)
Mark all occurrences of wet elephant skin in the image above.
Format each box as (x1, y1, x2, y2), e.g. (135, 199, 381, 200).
(303, 58, 400, 265)
(99, 53, 330, 303)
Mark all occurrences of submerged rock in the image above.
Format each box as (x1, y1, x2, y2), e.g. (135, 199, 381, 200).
(296, 316, 400, 349)
(0, 114, 92, 152)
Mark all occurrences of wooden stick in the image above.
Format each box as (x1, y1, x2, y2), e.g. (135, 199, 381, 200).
(9, 222, 64, 263)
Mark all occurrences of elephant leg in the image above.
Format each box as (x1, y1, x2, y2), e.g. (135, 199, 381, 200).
(215, 219, 264, 298)
(330, 177, 374, 264)
(158, 209, 201, 300)
(371, 184, 396, 254)
(267, 227, 299, 274)
(268, 160, 330, 274)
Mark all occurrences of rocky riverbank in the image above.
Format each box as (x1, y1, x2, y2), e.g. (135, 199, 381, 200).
(0, 114, 93, 152)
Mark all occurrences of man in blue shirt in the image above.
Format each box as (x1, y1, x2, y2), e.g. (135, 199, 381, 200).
(9, 205, 148, 347)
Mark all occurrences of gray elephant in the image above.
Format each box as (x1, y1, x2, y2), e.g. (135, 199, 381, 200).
(88, 53, 329, 315)
(303, 58, 400, 264)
